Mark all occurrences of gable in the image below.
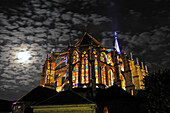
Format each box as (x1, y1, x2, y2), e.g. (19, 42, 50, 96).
(74, 33, 104, 47)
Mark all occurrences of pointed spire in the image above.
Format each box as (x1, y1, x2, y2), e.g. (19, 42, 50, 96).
(145, 65, 148, 73)
(136, 57, 139, 65)
(130, 52, 133, 60)
(114, 32, 121, 54)
(141, 62, 144, 69)
(85, 24, 87, 33)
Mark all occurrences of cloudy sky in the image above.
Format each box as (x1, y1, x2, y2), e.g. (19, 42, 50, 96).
(0, 0, 170, 100)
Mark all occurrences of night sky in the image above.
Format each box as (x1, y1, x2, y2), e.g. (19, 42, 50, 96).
(0, 0, 170, 101)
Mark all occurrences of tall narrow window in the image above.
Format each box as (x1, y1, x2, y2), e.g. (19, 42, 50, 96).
(81, 57, 85, 84)
(75, 65, 78, 87)
(81, 51, 89, 84)
(108, 69, 114, 86)
(107, 53, 113, 66)
(100, 52, 106, 85)
(101, 66, 106, 85)
(72, 64, 79, 87)
(72, 67, 76, 86)
(85, 56, 89, 83)
(72, 50, 79, 87)
(94, 50, 99, 84)
(95, 59, 98, 83)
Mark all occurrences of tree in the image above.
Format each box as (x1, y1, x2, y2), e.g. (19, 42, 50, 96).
(144, 68, 170, 113)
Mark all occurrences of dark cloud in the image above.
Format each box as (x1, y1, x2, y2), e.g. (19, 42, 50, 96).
(0, 0, 170, 100)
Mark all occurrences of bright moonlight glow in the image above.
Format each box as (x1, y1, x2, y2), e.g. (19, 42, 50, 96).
(17, 51, 31, 63)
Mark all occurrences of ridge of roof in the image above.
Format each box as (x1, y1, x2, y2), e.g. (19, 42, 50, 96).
(74, 32, 104, 47)
(87, 33, 104, 47)
(16, 86, 57, 102)
(35, 89, 94, 106)
(74, 32, 87, 46)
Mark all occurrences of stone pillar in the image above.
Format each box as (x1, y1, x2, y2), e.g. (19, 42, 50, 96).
(90, 47, 96, 97)
(112, 49, 121, 87)
(98, 49, 101, 84)
(105, 65, 109, 86)
(68, 47, 73, 87)
(78, 50, 82, 87)
(130, 53, 140, 90)
(40, 64, 46, 86)
(121, 48, 135, 93)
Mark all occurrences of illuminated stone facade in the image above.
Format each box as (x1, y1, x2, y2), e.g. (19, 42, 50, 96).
(40, 32, 148, 94)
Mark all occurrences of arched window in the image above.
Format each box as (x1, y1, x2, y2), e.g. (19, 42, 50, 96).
(94, 49, 99, 84)
(107, 53, 113, 66)
(72, 64, 79, 87)
(72, 50, 79, 87)
(101, 66, 106, 85)
(100, 52, 106, 62)
(73, 50, 79, 64)
(81, 51, 89, 84)
(108, 69, 115, 86)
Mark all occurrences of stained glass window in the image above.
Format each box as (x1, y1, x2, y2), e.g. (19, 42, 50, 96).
(94, 49, 99, 84)
(72, 50, 79, 87)
(95, 59, 98, 83)
(107, 53, 113, 66)
(75, 66, 78, 86)
(100, 52, 106, 62)
(72, 64, 79, 87)
(101, 66, 106, 85)
(85, 57, 89, 83)
(108, 69, 114, 86)
(72, 67, 76, 86)
(73, 51, 79, 64)
(81, 51, 89, 84)
(81, 57, 85, 84)
(101, 67, 104, 84)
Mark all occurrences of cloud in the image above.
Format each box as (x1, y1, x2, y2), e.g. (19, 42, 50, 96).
(0, 0, 170, 101)
(0, 79, 16, 84)
(1, 73, 13, 79)
(61, 13, 72, 21)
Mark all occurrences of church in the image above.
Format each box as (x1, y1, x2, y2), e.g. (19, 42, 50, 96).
(40, 32, 148, 93)
(12, 32, 148, 113)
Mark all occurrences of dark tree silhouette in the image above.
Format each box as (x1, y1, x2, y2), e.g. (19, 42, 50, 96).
(144, 68, 170, 113)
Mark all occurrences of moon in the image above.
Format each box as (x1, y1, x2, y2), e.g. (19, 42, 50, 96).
(17, 51, 31, 63)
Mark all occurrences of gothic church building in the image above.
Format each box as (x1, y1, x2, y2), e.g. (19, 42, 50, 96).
(40, 32, 148, 94)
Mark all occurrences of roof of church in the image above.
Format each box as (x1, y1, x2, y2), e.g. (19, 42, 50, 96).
(74, 32, 104, 47)
(35, 89, 94, 106)
(16, 86, 57, 104)
(95, 85, 135, 101)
